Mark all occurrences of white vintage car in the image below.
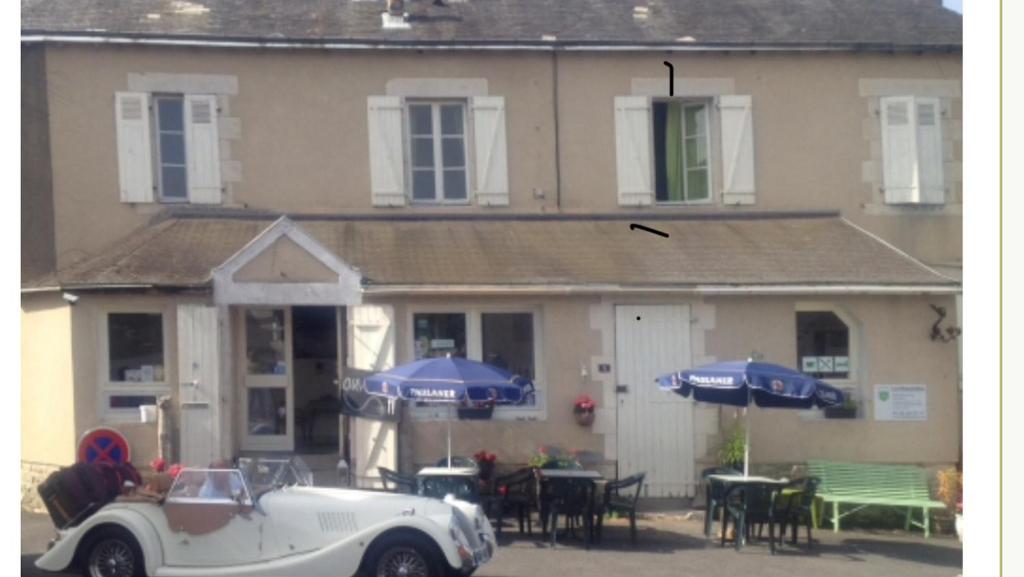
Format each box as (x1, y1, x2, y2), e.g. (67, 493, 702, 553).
(36, 459, 495, 577)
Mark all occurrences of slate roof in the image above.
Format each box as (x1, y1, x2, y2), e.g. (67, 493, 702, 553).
(22, 212, 958, 291)
(21, 0, 962, 50)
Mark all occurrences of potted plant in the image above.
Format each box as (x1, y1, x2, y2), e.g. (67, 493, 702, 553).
(824, 396, 858, 419)
(718, 425, 746, 472)
(936, 467, 962, 540)
(457, 399, 494, 420)
(573, 394, 596, 426)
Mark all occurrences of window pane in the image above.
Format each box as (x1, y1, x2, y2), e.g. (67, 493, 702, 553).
(409, 105, 433, 136)
(441, 138, 465, 168)
(157, 97, 184, 131)
(684, 104, 706, 137)
(796, 311, 850, 379)
(246, 309, 286, 375)
(162, 166, 188, 199)
(108, 313, 164, 382)
(685, 169, 709, 201)
(109, 395, 158, 409)
(685, 135, 707, 168)
(411, 137, 434, 168)
(412, 170, 436, 200)
(443, 170, 467, 200)
(248, 388, 287, 435)
(482, 313, 535, 405)
(413, 313, 467, 359)
(440, 104, 464, 135)
(160, 133, 186, 165)
(653, 101, 684, 202)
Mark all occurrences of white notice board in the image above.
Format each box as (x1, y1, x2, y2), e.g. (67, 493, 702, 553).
(874, 385, 928, 421)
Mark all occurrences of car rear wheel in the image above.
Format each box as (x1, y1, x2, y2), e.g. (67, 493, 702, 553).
(81, 527, 144, 577)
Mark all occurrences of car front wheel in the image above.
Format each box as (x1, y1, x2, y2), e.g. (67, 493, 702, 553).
(82, 527, 144, 577)
(374, 545, 433, 577)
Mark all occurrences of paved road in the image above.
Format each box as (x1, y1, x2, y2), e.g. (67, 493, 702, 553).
(21, 511, 961, 577)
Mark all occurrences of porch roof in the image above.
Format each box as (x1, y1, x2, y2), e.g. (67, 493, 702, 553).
(24, 211, 958, 293)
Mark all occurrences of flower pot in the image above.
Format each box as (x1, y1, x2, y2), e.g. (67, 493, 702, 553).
(573, 409, 595, 426)
(824, 406, 857, 419)
(457, 406, 494, 420)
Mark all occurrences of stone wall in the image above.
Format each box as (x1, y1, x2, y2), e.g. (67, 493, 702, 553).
(21, 460, 60, 513)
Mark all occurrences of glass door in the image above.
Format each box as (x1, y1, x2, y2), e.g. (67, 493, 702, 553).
(241, 308, 293, 451)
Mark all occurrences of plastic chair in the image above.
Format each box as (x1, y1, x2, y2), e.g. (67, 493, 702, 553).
(378, 467, 416, 494)
(595, 472, 646, 545)
(491, 467, 538, 536)
(721, 483, 781, 554)
(701, 466, 741, 537)
(777, 477, 821, 548)
(543, 477, 597, 548)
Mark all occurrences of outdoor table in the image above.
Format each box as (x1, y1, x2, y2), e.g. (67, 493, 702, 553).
(536, 469, 605, 542)
(416, 466, 481, 502)
(705, 474, 790, 547)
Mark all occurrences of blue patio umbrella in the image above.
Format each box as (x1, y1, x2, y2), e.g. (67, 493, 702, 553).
(365, 355, 533, 468)
(657, 360, 844, 476)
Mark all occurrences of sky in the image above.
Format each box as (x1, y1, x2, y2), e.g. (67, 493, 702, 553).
(944, 0, 963, 14)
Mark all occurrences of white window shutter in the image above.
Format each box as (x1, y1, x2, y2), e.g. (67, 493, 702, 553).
(185, 95, 223, 204)
(880, 96, 917, 203)
(471, 96, 510, 207)
(367, 96, 407, 207)
(718, 95, 756, 205)
(915, 97, 945, 204)
(614, 96, 654, 206)
(348, 304, 395, 372)
(115, 92, 154, 203)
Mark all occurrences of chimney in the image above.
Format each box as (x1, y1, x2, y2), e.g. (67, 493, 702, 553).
(382, 0, 411, 29)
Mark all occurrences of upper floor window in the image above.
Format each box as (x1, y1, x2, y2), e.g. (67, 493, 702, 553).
(115, 91, 222, 205)
(154, 95, 188, 201)
(614, 94, 754, 208)
(653, 100, 712, 204)
(408, 101, 469, 204)
(367, 94, 509, 208)
(880, 96, 945, 205)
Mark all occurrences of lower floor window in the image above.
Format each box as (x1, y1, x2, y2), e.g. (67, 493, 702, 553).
(796, 311, 851, 380)
(412, 310, 538, 407)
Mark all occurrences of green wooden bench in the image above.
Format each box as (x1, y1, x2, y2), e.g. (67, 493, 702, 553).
(807, 460, 946, 537)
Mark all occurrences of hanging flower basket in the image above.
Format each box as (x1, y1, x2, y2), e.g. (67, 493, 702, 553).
(573, 395, 596, 426)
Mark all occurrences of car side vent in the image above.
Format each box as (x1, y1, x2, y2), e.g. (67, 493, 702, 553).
(318, 511, 358, 533)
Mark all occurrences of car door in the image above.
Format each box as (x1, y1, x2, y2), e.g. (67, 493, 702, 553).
(160, 469, 267, 567)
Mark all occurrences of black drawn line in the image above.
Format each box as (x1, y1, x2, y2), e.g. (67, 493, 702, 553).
(630, 223, 670, 238)
(663, 61, 674, 96)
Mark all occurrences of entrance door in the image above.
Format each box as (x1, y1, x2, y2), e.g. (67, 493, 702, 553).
(241, 308, 294, 451)
(177, 304, 222, 467)
(615, 305, 695, 498)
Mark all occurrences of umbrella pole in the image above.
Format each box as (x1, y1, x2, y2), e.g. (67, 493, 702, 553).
(447, 405, 453, 469)
(744, 389, 751, 477)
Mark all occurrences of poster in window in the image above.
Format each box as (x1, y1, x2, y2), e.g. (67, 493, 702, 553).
(801, 356, 819, 373)
(816, 356, 834, 373)
(833, 356, 850, 373)
(874, 385, 927, 421)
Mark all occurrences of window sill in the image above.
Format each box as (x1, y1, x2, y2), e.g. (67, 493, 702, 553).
(654, 200, 714, 207)
(863, 202, 960, 216)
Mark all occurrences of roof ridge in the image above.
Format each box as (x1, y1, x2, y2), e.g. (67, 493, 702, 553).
(837, 217, 961, 285)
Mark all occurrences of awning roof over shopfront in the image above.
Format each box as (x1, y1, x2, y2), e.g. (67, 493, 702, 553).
(23, 211, 959, 294)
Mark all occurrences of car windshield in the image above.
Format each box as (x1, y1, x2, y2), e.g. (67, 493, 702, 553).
(167, 469, 252, 504)
(237, 456, 314, 494)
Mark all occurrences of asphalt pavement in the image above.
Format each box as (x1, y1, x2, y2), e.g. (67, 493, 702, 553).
(21, 510, 962, 577)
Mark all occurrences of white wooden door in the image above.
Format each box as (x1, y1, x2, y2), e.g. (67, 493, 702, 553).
(177, 304, 221, 467)
(615, 305, 695, 497)
(348, 304, 397, 487)
(241, 307, 294, 451)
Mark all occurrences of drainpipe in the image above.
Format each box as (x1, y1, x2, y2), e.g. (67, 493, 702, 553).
(551, 49, 562, 210)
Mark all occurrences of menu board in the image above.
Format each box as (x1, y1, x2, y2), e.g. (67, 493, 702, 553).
(874, 385, 928, 421)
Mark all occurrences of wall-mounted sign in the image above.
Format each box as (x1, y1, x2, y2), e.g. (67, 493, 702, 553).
(874, 384, 927, 421)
